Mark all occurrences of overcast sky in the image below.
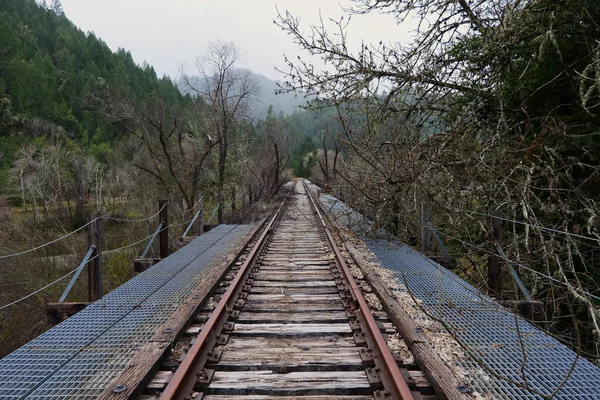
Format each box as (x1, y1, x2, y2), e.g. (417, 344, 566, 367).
(60, 0, 416, 81)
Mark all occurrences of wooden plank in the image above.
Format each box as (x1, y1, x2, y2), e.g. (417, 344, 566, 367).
(46, 302, 90, 322)
(260, 263, 332, 268)
(347, 243, 470, 400)
(147, 370, 172, 390)
(215, 346, 362, 367)
(254, 274, 334, 282)
(232, 323, 352, 335)
(235, 310, 348, 323)
(206, 370, 371, 393)
(96, 341, 168, 399)
(252, 281, 335, 288)
(259, 265, 331, 271)
(255, 271, 332, 277)
(249, 286, 338, 295)
(224, 336, 358, 350)
(133, 257, 161, 272)
(243, 302, 345, 312)
(263, 249, 327, 253)
(202, 396, 374, 400)
(261, 258, 330, 263)
(247, 294, 340, 302)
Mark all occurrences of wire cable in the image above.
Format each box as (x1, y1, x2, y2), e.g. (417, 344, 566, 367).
(0, 218, 99, 260)
(0, 213, 200, 311)
(447, 207, 600, 244)
(0, 266, 81, 311)
(426, 220, 600, 302)
(0, 204, 169, 260)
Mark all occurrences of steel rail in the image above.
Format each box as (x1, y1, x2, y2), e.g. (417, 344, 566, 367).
(303, 181, 415, 400)
(160, 202, 284, 400)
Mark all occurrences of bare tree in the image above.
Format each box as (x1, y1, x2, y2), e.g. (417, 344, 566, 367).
(276, 0, 600, 370)
(181, 41, 259, 223)
(102, 91, 217, 219)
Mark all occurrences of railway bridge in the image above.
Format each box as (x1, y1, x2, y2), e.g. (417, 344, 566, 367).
(0, 181, 599, 399)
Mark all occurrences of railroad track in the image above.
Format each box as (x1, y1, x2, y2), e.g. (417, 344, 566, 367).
(141, 181, 438, 400)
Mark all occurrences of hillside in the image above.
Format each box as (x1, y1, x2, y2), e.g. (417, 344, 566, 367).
(0, 0, 184, 186)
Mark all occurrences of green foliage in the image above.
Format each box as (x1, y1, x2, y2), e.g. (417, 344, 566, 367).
(0, 0, 183, 170)
(289, 136, 316, 177)
(88, 142, 113, 164)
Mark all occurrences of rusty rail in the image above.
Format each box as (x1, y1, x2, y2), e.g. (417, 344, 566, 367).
(303, 181, 415, 400)
(160, 203, 284, 400)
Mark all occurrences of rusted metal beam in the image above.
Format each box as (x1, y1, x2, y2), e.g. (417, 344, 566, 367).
(304, 181, 414, 400)
(159, 203, 283, 400)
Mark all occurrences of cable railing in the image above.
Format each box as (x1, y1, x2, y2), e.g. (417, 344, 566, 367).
(0, 195, 244, 311)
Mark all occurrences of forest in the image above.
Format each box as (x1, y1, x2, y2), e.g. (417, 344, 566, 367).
(0, 0, 599, 379)
(0, 0, 320, 354)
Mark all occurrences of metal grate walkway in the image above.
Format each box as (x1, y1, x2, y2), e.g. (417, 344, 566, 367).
(319, 193, 600, 399)
(0, 224, 254, 399)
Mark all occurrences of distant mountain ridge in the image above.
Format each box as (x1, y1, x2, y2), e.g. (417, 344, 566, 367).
(177, 69, 308, 117)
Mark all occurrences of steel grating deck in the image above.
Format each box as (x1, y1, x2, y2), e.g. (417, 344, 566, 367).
(0, 224, 254, 399)
(319, 193, 600, 399)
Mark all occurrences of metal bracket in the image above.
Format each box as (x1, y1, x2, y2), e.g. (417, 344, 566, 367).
(58, 245, 96, 303)
(195, 368, 215, 386)
(207, 347, 223, 363)
(229, 310, 240, 319)
(342, 299, 358, 310)
(183, 206, 204, 237)
(354, 331, 367, 345)
(366, 367, 383, 387)
(140, 221, 164, 259)
(349, 319, 362, 331)
(234, 299, 245, 309)
(216, 334, 229, 345)
(373, 390, 392, 400)
(223, 321, 235, 331)
(360, 347, 374, 365)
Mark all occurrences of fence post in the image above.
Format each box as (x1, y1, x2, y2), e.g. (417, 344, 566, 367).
(421, 201, 431, 254)
(217, 191, 224, 224)
(231, 187, 236, 214)
(159, 200, 169, 258)
(488, 210, 503, 298)
(197, 197, 204, 235)
(88, 213, 102, 302)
